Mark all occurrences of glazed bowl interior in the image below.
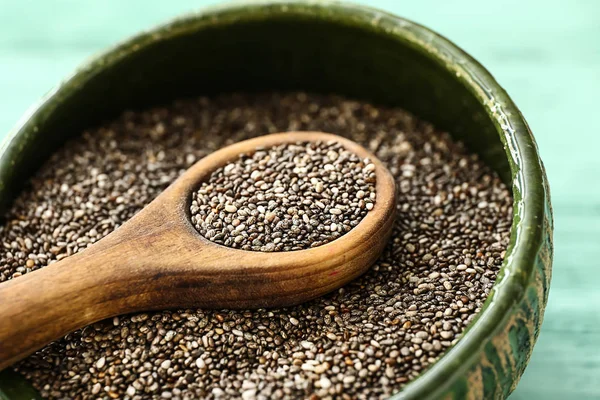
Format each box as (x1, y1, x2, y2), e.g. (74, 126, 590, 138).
(0, 2, 548, 400)
(0, 3, 513, 201)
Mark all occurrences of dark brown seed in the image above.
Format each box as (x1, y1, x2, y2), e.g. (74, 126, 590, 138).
(1, 92, 512, 400)
(190, 141, 376, 251)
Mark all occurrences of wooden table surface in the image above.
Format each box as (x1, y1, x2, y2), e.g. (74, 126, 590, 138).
(0, 1, 597, 398)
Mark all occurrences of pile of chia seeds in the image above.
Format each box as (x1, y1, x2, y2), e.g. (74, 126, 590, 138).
(190, 141, 376, 251)
(0, 92, 512, 400)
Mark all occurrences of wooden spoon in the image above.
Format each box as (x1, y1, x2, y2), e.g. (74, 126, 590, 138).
(0, 131, 396, 370)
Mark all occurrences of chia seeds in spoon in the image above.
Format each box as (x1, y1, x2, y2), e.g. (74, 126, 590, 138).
(0, 92, 512, 400)
(190, 141, 376, 251)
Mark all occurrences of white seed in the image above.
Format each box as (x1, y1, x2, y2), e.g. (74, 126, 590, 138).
(95, 357, 106, 369)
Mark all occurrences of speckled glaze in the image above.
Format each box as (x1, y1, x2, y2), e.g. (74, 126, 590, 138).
(0, 1, 552, 399)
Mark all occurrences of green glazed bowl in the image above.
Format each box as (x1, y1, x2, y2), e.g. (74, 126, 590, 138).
(0, 1, 553, 399)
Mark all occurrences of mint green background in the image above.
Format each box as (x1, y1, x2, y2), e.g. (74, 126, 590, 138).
(0, 1, 597, 399)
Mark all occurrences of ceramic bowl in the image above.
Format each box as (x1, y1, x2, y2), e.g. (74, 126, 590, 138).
(0, 2, 553, 399)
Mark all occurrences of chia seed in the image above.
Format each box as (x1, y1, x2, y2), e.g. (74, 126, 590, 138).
(0, 92, 512, 399)
(190, 141, 376, 251)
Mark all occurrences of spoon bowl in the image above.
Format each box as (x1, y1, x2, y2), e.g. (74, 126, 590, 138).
(0, 131, 396, 370)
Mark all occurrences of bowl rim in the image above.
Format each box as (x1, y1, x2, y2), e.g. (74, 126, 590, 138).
(0, 1, 548, 399)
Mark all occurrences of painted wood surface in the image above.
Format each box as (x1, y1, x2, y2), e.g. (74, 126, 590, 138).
(0, 0, 597, 398)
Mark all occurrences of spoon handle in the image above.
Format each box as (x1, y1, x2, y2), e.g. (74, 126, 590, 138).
(0, 198, 235, 371)
(0, 239, 137, 370)
(0, 198, 200, 370)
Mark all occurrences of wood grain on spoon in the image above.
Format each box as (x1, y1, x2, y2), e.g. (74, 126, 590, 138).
(0, 131, 396, 370)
